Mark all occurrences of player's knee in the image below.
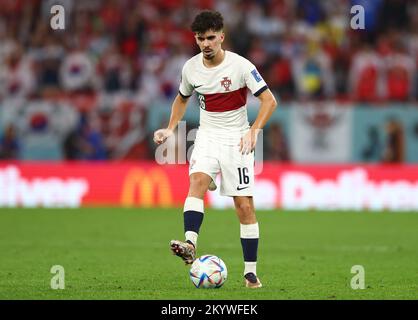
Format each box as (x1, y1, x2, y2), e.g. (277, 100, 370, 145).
(236, 202, 255, 222)
(189, 175, 209, 197)
(189, 176, 206, 190)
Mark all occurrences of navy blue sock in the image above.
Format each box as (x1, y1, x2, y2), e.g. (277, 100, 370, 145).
(184, 211, 204, 235)
(240, 238, 258, 262)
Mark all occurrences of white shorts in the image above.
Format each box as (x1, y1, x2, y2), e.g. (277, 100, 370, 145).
(189, 129, 254, 197)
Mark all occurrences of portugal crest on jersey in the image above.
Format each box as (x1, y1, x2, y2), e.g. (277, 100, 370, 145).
(221, 77, 232, 91)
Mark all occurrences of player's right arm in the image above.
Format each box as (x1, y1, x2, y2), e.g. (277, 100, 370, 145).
(153, 94, 190, 145)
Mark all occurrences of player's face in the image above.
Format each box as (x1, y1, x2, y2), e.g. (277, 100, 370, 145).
(195, 30, 224, 60)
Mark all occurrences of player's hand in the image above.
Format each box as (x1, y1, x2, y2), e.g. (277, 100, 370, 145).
(239, 129, 259, 155)
(153, 128, 173, 145)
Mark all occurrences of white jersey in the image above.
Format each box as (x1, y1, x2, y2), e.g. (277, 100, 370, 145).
(179, 51, 268, 135)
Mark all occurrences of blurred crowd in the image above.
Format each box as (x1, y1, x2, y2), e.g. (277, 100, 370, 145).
(0, 0, 417, 161)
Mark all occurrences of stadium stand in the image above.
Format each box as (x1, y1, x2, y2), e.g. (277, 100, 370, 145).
(0, 0, 417, 161)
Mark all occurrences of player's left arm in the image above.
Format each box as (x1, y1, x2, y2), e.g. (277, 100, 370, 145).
(239, 88, 277, 154)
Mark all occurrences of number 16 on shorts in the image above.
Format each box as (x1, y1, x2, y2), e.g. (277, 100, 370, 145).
(237, 167, 250, 190)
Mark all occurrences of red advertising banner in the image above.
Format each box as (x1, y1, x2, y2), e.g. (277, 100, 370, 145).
(0, 162, 189, 208)
(1, 162, 418, 211)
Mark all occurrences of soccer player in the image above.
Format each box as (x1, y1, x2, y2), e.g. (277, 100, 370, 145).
(153, 10, 277, 288)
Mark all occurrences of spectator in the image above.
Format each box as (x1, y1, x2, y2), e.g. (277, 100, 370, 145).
(265, 122, 290, 161)
(297, 0, 325, 26)
(361, 126, 381, 161)
(63, 128, 81, 160)
(60, 46, 95, 92)
(0, 44, 36, 99)
(383, 41, 416, 102)
(36, 35, 65, 95)
(0, 124, 19, 159)
(382, 118, 404, 163)
(268, 53, 295, 101)
(292, 40, 335, 99)
(407, 4, 418, 100)
(160, 44, 190, 100)
(348, 42, 384, 102)
(97, 41, 128, 93)
(77, 115, 107, 160)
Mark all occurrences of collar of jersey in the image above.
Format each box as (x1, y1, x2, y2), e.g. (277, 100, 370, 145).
(200, 50, 229, 70)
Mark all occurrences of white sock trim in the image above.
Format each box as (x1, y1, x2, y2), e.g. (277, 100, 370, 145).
(244, 262, 257, 276)
(240, 223, 259, 239)
(184, 197, 204, 213)
(185, 231, 198, 248)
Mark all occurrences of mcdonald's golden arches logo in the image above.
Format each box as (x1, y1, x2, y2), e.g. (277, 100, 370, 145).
(121, 168, 173, 207)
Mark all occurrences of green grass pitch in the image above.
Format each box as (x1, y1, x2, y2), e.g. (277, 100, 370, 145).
(0, 208, 417, 300)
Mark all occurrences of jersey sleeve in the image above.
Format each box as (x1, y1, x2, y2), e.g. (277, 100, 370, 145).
(243, 59, 268, 97)
(178, 63, 194, 98)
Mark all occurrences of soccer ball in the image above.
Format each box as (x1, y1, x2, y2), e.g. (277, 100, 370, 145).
(189, 255, 227, 288)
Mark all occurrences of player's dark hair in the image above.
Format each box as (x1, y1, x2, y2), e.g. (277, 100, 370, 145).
(191, 10, 224, 34)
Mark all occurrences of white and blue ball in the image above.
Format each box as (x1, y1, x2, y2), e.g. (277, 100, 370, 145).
(189, 255, 227, 288)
